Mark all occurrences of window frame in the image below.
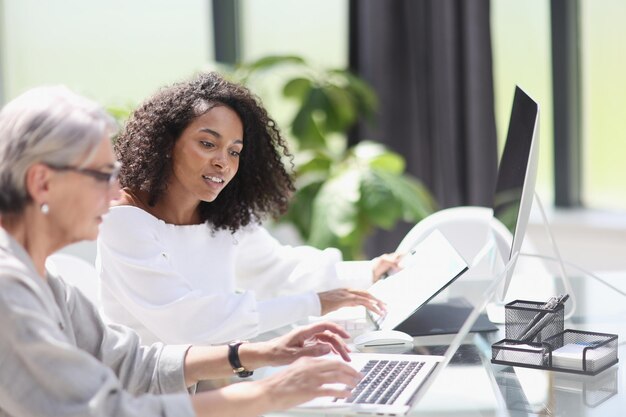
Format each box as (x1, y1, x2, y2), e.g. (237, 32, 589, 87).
(550, 0, 582, 207)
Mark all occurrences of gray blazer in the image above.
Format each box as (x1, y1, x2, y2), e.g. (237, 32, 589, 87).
(0, 228, 195, 417)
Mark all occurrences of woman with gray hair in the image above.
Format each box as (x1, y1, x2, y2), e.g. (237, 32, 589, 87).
(0, 86, 360, 417)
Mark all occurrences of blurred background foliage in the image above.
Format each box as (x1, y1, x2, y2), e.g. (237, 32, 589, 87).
(232, 56, 436, 259)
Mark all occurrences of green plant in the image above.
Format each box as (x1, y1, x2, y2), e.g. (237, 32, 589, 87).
(233, 56, 437, 259)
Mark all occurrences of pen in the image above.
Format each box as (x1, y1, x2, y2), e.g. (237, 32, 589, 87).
(520, 294, 569, 342)
(517, 296, 558, 338)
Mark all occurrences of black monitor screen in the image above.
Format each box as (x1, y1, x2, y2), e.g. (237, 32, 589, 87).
(492, 86, 539, 238)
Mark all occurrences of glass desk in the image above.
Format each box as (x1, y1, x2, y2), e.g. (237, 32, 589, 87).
(487, 270, 626, 417)
(265, 270, 626, 417)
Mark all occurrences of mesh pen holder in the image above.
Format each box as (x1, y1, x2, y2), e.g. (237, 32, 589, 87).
(505, 300, 564, 343)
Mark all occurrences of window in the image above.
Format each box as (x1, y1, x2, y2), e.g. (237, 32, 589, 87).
(491, 0, 554, 204)
(239, 0, 348, 66)
(493, 0, 626, 211)
(581, 0, 626, 210)
(1, 0, 211, 106)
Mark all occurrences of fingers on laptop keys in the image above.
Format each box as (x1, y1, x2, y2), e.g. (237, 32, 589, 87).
(265, 357, 362, 409)
(311, 329, 353, 361)
(271, 321, 352, 363)
(338, 318, 368, 332)
(318, 288, 387, 316)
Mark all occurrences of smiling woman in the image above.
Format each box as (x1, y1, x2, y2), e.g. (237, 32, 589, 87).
(97, 71, 397, 346)
(157, 106, 244, 225)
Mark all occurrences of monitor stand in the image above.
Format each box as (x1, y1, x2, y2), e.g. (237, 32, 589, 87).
(487, 193, 576, 323)
(394, 297, 498, 337)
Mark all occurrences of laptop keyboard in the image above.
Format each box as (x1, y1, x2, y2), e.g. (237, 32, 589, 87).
(334, 318, 368, 332)
(336, 359, 425, 405)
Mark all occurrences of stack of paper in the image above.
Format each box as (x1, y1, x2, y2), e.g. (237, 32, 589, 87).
(552, 342, 613, 371)
(498, 342, 546, 365)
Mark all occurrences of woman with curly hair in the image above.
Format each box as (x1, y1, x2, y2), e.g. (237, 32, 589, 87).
(97, 71, 399, 345)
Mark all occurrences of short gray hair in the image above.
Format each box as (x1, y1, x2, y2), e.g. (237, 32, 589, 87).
(0, 86, 117, 214)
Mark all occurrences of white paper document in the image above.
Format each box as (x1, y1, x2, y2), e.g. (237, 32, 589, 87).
(368, 230, 468, 331)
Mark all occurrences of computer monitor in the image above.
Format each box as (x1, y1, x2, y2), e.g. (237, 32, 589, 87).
(492, 86, 540, 300)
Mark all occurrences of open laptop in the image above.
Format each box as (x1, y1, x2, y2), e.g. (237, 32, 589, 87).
(285, 251, 518, 416)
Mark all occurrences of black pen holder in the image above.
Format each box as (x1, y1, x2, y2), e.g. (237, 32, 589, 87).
(505, 299, 564, 343)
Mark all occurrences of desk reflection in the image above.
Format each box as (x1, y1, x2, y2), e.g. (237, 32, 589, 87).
(494, 365, 618, 416)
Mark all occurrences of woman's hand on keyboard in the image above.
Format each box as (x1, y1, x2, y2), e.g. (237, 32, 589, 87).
(257, 321, 353, 364)
(256, 356, 361, 411)
(318, 288, 386, 316)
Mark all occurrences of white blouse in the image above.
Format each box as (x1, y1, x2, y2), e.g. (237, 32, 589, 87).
(97, 206, 371, 345)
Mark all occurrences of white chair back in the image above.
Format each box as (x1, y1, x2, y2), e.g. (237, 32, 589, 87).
(397, 206, 554, 302)
(46, 253, 99, 304)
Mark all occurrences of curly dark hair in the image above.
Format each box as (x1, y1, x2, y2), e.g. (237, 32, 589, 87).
(115, 71, 295, 232)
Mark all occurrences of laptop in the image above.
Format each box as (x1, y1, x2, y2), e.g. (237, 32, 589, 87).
(284, 251, 518, 416)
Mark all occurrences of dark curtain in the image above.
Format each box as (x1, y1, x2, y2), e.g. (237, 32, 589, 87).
(350, 0, 499, 256)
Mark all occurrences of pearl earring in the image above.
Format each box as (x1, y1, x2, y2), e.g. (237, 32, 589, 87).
(40, 203, 50, 215)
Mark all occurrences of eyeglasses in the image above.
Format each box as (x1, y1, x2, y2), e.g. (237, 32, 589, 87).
(46, 161, 122, 186)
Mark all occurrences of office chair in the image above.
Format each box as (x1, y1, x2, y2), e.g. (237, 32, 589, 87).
(46, 253, 100, 304)
(397, 206, 554, 303)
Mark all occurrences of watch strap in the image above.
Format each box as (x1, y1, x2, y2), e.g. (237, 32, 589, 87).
(227, 341, 254, 378)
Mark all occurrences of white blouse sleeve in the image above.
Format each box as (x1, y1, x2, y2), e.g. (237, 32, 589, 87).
(97, 208, 320, 345)
(234, 226, 373, 301)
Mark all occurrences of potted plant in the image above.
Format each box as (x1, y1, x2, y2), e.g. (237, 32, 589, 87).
(232, 56, 436, 259)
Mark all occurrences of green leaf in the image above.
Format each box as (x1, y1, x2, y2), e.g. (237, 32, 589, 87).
(322, 84, 357, 132)
(340, 71, 378, 120)
(374, 170, 437, 220)
(106, 104, 134, 125)
(351, 142, 405, 174)
(295, 171, 329, 189)
(291, 110, 327, 150)
(244, 55, 306, 71)
(290, 88, 328, 149)
(283, 77, 312, 100)
(282, 180, 324, 239)
(368, 153, 405, 174)
(360, 170, 403, 229)
(309, 170, 361, 246)
(294, 151, 332, 175)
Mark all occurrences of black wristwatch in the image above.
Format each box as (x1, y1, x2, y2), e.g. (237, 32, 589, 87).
(227, 341, 254, 378)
